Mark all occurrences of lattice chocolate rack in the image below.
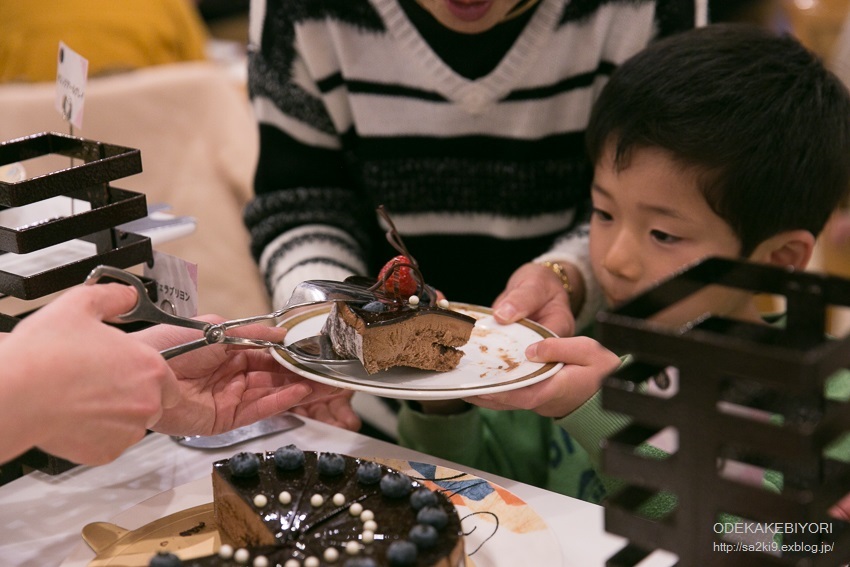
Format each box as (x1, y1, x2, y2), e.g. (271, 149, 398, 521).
(0, 131, 154, 481)
(0, 132, 153, 327)
(597, 257, 850, 566)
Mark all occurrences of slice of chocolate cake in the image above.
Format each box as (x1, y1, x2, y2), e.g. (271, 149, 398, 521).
(320, 206, 475, 375)
(149, 447, 465, 567)
(323, 301, 475, 375)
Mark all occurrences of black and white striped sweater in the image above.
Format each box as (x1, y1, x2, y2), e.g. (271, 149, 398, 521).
(245, 0, 702, 323)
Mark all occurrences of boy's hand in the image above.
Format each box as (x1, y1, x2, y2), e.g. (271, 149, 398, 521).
(464, 336, 620, 418)
(492, 262, 582, 337)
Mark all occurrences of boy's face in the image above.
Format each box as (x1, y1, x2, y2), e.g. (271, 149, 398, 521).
(590, 144, 757, 327)
(415, 0, 527, 34)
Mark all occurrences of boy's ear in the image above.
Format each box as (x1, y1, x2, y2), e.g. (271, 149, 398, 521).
(747, 230, 816, 271)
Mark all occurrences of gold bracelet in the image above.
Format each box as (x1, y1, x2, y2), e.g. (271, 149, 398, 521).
(541, 261, 572, 294)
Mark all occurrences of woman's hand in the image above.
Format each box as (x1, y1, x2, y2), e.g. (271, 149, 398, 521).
(138, 318, 344, 436)
(1, 283, 180, 465)
(492, 262, 583, 337)
(289, 389, 362, 431)
(0, 282, 348, 466)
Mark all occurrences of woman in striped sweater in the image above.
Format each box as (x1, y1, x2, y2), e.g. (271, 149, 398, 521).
(244, 0, 704, 431)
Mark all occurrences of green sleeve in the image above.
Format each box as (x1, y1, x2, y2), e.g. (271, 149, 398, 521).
(557, 392, 678, 518)
(825, 368, 850, 462)
(556, 391, 631, 469)
(557, 384, 787, 520)
(397, 403, 553, 488)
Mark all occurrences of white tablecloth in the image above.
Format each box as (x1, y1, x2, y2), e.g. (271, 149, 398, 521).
(0, 415, 677, 566)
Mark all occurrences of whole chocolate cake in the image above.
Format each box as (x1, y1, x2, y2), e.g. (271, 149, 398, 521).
(147, 446, 465, 567)
(321, 207, 475, 374)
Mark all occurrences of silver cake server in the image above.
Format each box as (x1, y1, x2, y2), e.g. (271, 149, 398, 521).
(283, 334, 360, 366)
(172, 413, 305, 449)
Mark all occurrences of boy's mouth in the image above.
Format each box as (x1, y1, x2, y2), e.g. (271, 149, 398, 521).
(444, 0, 494, 21)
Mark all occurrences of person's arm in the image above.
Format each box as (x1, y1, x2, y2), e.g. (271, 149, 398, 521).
(136, 316, 348, 437)
(398, 337, 620, 488)
(0, 283, 346, 466)
(245, 4, 396, 431)
(466, 336, 621, 418)
(397, 402, 554, 489)
(493, 223, 606, 337)
(245, 5, 371, 311)
(0, 283, 178, 465)
(825, 369, 850, 519)
(287, 389, 362, 431)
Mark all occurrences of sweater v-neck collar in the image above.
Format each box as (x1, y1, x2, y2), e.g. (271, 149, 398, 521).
(372, 0, 564, 113)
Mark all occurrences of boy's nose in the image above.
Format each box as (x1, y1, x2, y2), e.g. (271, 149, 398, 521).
(603, 233, 641, 281)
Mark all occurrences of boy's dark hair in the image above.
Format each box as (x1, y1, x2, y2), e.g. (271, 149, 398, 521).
(586, 24, 850, 256)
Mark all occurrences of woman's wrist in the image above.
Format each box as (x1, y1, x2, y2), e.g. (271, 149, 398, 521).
(0, 338, 44, 462)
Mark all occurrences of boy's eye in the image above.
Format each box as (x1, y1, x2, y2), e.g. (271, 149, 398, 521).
(650, 230, 682, 244)
(592, 207, 612, 221)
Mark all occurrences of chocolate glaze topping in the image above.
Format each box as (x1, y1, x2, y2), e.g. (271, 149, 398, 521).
(349, 303, 475, 329)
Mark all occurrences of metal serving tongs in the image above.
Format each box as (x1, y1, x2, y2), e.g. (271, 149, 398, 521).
(84, 265, 384, 360)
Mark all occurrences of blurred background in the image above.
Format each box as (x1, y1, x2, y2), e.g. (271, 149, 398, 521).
(0, 0, 847, 326)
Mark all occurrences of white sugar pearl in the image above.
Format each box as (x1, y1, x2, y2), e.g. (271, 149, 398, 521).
(408, 295, 420, 306)
(437, 298, 449, 309)
(311, 493, 324, 507)
(361, 530, 375, 544)
(345, 541, 360, 555)
(349, 502, 363, 516)
(218, 544, 234, 559)
(234, 548, 250, 564)
(363, 519, 377, 532)
(324, 547, 339, 562)
(253, 494, 268, 508)
(359, 509, 374, 522)
(253, 557, 269, 567)
(278, 491, 292, 505)
(305, 557, 320, 567)
(284, 560, 299, 567)
(332, 493, 345, 506)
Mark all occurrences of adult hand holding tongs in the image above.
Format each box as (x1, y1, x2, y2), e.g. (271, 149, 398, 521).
(84, 265, 383, 359)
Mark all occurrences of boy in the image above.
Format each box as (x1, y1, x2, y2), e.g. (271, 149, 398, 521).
(398, 24, 850, 514)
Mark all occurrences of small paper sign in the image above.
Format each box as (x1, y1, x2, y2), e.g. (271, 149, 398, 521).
(144, 250, 199, 318)
(55, 41, 88, 130)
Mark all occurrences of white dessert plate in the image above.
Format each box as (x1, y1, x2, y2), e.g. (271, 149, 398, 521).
(272, 303, 564, 401)
(61, 459, 564, 566)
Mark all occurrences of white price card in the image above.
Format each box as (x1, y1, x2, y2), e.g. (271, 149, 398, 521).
(55, 41, 88, 130)
(144, 250, 199, 318)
